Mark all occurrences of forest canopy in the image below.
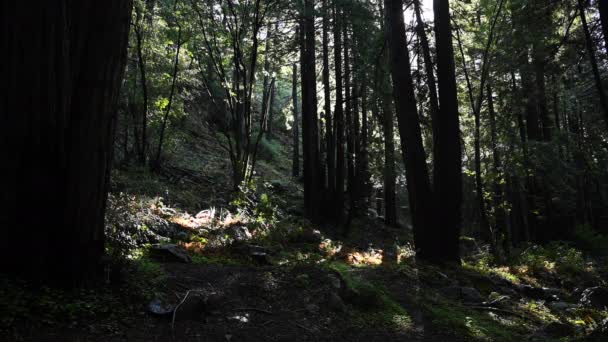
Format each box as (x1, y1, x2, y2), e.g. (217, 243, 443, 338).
(2, 0, 608, 340)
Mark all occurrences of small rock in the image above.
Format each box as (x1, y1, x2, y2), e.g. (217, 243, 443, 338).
(547, 301, 577, 311)
(176, 231, 189, 241)
(149, 244, 192, 263)
(580, 287, 608, 309)
(231, 226, 252, 242)
(147, 299, 173, 315)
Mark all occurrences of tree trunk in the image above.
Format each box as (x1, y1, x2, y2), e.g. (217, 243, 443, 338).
(413, 0, 440, 179)
(262, 25, 272, 136)
(343, 17, 356, 196)
(302, 0, 321, 222)
(599, 0, 608, 56)
(153, 16, 182, 169)
(323, 0, 335, 195)
(380, 87, 398, 226)
(454, 26, 491, 243)
(385, 0, 435, 258)
(579, 0, 608, 130)
(533, 49, 552, 141)
(0, 0, 133, 286)
(360, 85, 370, 206)
(433, 0, 462, 263)
(134, 7, 149, 165)
(293, 62, 301, 177)
(488, 83, 510, 259)
(334, 3, 346, 223)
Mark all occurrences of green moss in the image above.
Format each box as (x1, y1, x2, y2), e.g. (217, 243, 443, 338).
(191, 254, 247, 266)
(425, 298, 525, 341)
(327, 262, 413, 331)
(462, 260, 520, 284)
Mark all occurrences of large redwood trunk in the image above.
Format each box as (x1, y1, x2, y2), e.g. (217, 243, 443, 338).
(0, 1, 133, 286)
(385, 0, 435, 257)
(433, 0, 462, 263)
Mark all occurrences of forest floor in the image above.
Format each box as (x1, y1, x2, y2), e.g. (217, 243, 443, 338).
(2, 130, 608, 341)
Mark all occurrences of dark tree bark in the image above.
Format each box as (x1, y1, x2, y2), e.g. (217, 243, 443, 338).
(343, 17, 356, 196)
(579, 0, 608, 130)
(333, 4, 346, 223)
(433, 0, 462, 263)
(599, 0, 608, 56)
(533, 49, 552, 141)
(292, 62, 301, 177)
(0, 0, 133, 286)
(323, 0, 335, 194)
(134, 5, 149, 165)
(413, 0, 440, 171)
(360, 85, 370, 205)
(385, 0, 435, 258)
(262, 24, 272, 136)
(520, 55, 542, 141)
(302, 0, 321, 222)
(380, 86, 398, 226)
(487, 83, 510, 259)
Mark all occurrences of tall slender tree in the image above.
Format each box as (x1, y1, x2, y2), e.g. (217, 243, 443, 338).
(292, 62, 301, 178)
(334, 3, 346, 223)
(323, 0, 335, 195)
(302, 0, 321, 221)
(578, 0, 608, 130)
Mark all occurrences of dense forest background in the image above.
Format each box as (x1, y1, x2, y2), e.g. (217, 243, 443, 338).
(3, 0, 608, 341)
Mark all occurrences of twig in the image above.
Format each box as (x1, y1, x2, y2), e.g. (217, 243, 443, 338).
(230, 307, 273, 315)
(466, 305, 524, 318)
(294, 322, 315, 334)
(172, 290, 206, 331)
(260, 320, 275, 327)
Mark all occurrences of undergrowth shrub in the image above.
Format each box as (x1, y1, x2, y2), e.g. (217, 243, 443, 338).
(518, 242, 586, 276)
(231, 180, 279, 231)
(104, 194, 171, 262)
(573, 224, 608, 253)
(257, 137, 282, 162)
